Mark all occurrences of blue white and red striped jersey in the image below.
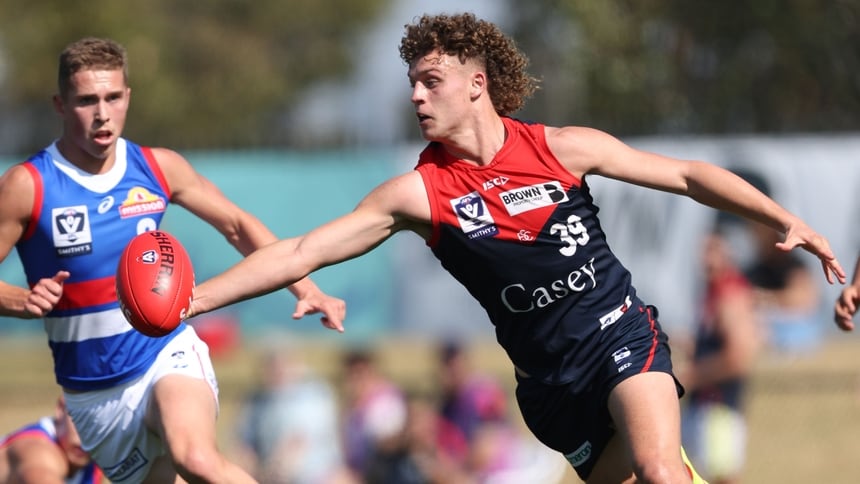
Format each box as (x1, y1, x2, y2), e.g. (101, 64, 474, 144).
(15, 138, 186, 391)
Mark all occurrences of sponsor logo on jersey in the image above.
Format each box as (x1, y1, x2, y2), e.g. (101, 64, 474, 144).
(500, 257, 597, 313)
(97, 195, 115, 214)
(482, 175, 509, 191)
(499, 181, 568, 216)
(52, 205, 93, 257)
(450, 191, 498, 240)
(118, 187, 166, 218)
(565, 441, 592, 467)
(103, 447, 148, 482)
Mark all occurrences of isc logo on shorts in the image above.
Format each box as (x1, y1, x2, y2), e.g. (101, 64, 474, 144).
(565, 440, 592, 467)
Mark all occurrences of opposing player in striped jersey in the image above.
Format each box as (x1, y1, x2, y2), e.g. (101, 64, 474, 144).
(0, 37, 345, 483)
(188, 13, 845, 484)
(0, 397, 104, 484)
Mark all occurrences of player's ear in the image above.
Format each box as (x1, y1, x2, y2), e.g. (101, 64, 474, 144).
(469, 71, 487, 101)
(52, 94, 65, 115)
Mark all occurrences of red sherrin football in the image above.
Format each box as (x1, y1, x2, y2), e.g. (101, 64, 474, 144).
(116, 230, 194, 337)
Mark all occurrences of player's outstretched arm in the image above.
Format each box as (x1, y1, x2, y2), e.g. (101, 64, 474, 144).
(548, 127, 846, 285)
(153, 147, 348, 330)
(187, 172, 426, 325)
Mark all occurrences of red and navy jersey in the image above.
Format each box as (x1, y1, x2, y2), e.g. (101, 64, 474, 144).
(0, 417, 104, 484)
(15, 138, 185, 391)
(416, 117, 644, 385)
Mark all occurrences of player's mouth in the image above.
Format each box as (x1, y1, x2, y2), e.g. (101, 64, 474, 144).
(416, 113, 431, 126)
(93, 129, 113, 144)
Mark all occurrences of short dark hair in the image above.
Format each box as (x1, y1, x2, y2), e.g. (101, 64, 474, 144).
(58, 37, 128, 98)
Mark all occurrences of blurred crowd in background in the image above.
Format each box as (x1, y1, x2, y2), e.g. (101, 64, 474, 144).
(228, 340, 567, 484)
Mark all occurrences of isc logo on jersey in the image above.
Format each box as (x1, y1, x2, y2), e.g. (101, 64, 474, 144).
(450, 191, 499, 240)
(499, 181, 568, 216)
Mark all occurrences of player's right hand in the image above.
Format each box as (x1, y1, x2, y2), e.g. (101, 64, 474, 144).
(23, 271, 70, 318)
(833, 285, 859, 331)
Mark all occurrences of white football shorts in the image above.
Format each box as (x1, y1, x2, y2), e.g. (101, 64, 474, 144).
(64, 325, 219, 483)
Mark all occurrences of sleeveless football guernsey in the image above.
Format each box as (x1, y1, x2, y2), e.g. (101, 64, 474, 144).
(16, 138, 187, 391)
(416, 117, 647, 386)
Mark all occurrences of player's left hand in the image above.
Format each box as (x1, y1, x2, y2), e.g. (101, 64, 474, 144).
(776, 222, 846, 285)
(292, 292, 346, 333)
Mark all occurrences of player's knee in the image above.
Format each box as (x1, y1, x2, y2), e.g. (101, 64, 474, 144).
(172, 446, 224, 481)
(632, 459, 684, 484)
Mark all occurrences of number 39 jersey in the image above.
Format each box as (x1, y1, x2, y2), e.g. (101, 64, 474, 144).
(415, 117, 645, 386)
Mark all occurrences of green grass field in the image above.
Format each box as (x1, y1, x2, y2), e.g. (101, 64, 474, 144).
(1, 335, 857, 483)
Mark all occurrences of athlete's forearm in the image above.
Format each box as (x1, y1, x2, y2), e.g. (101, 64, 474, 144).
(189, 237, 310, 318)
(0, 281, 36, 319)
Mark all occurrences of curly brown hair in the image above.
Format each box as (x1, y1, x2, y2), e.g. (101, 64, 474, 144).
(58, 37, 128, 98)
(399, 12, 539, 116)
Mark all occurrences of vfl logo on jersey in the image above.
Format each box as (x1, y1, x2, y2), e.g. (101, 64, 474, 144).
(499, 181, 568, 216)
(450, 191, 498, 240)
(119, 187, 166, 218)
(52, 205, 93, 257)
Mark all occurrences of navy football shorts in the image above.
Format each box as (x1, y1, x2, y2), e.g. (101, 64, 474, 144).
(514, 305, 684, 481)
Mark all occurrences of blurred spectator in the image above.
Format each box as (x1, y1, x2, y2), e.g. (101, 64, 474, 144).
(681, 229, 763, 484)
(436, 341, 567, 483)
(235, 348, 352, 484)
(437, 341, 509, 443)
(340, 349, 408, 479)
(364, 393, 471, 484)
(0, 396, 104, 483)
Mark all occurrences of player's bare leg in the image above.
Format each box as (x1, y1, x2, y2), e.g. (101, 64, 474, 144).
(145, 374, 257, 483)
(585, 432, 637, 483)
(605, 371, 696, 483)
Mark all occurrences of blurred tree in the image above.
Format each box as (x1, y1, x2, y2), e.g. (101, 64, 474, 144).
(510, 0, 860, 136)
(1, 1, 858, 153)
(0, 0, 389, 154)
